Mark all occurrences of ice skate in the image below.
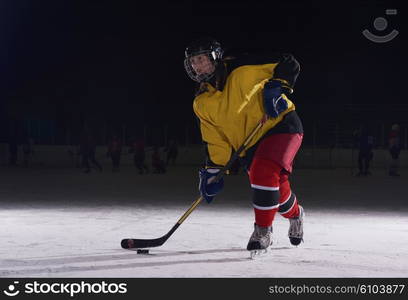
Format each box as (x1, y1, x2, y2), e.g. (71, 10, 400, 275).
(247, 223, 272, 259)
(288, 205, 304, 246)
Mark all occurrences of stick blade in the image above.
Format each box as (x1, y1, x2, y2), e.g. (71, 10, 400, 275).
(121, 237, 166, 249)
(121, 224, 179, 249)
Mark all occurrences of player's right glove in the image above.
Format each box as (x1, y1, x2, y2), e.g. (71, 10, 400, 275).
(198, 168, 224, 203)
(263, 79, 288, 118)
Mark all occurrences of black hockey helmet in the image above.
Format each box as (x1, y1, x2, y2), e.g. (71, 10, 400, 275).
(184, 37, 224, 82)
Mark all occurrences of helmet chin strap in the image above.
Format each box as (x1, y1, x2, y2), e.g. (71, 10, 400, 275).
(197, 70, 216, 83)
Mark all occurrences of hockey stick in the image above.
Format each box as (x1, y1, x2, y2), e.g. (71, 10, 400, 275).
(121, 115, 268, 249)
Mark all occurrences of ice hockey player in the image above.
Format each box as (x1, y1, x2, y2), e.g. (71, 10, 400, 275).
(107, 135, 122, 172)
(130, 137, 149, 174)
(152, 146, 166, 174)
(80, 128, 102, 173)
(164, 139, 179, 166)
(184, 37, 304, 256)
(355, 125, 374, 176)
(388, 124, 401, 177)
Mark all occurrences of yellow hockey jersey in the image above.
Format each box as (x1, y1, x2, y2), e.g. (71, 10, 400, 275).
(193, 61, 297, 167)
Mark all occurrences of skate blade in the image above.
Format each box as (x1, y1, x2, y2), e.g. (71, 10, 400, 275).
(249, 249, 268, 259)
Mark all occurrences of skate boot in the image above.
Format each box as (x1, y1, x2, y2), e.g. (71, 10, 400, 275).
(247, 223, 272, 258)
(288, 205, 304, 246)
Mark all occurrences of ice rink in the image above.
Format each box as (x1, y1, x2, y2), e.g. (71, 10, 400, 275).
(0, 164, 407, 278)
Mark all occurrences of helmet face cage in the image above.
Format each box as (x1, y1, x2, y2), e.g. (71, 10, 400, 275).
(184, 51, 216, 82)
(184, 42, 224, 83)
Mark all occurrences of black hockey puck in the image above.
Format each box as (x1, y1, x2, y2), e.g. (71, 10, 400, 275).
(136, 249, 149, 254)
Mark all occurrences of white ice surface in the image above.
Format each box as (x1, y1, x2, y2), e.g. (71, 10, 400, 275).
(0, 165, 407, 278)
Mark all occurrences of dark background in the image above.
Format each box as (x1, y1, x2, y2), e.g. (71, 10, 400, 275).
(0, 0, 406, 146)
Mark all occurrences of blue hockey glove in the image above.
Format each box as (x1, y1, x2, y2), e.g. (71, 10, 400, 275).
(263, 79, 288, 118)
(198, 168, 224, 203)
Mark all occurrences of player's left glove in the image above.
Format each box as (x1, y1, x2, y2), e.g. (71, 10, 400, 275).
(198, 168, 224, 203)
(263, 79, 288, 118)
